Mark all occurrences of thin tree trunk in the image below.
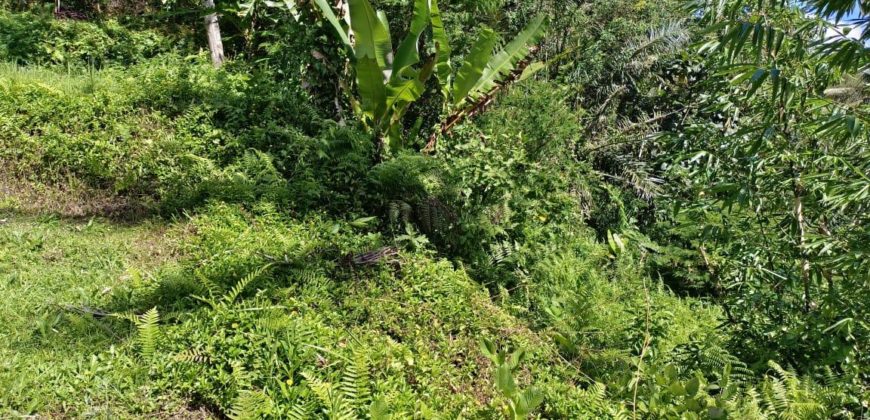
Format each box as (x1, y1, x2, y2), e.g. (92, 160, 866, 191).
(203, 0, 225, 68)
(793, 177, 812, 312)
(818, 218, 835, 293)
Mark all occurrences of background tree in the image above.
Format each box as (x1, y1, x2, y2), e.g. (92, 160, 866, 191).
(649, 0, 869, 376)
(203, 0, 224, 67)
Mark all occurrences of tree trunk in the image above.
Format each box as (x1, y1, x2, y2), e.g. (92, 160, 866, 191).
(793, 177, 812, 312)
(818, 218, 835, 293)
(203, 0, 225, 68)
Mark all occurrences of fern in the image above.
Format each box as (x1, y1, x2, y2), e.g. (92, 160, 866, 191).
(578, 382, 611, 414)
(415, 196, 454, 235)
(760, 361, 828, 419)
(818, 366, 841, 388)
(254, 309, 293, 333)
(298, 353, 374, 420)
(289, 267, 326, 285)
(765, 372, 791, 414)
(195, 269, 224, 300)
(110, 310, 140, 324)
(487, 239, 517, 267)
(730, 387, 765, 419)
(303, 372, 357, 420)
(292, 319, 318, 345)
(134, 307, 160, 359)
(329, 390, 357, 419)
(174, 348, 210, 364)
(231, 359, 254, 391)
(388, 200, 412, 227)
(339, 351, 371, 409)
(223, 264, 273, 305)
(229, 389, 272, 420)
(701, 344, 754, 383)
(286, 400, 315, 420)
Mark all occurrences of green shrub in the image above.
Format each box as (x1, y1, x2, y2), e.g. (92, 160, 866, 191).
(102, 203, 597, 417)
(475, 80, 580, 160)
(98, 202, 860, 418)
(368, 127, 593, 290)
(0, 55, 336, 213)
(0, 10, 181, 66)
(0, 60, 210, 207)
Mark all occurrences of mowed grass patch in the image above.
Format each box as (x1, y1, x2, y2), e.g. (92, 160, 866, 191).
(0, 211, 194, 417)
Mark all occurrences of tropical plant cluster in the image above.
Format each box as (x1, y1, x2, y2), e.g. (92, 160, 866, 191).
(0, 0, 867, 418)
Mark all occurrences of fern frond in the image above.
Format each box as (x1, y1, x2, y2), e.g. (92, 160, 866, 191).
(340, 351, 371, 408)
(766, 375, 791, 413)
(286, 400, 315, 420)
(255, 309, 292, 333)
(195, 269, 224, 299)
(303, 371, 332, 407)
(579, 382, 611, 414)
(415, 196, 455, 235)
(789, 402, 826, 419)
(388, 200, 412, 226)
(229, 389, 272, 420)
(110, 310, 140, 323)
(223, 264, 273, 305)
(768, 360, 794, 381)
(190, 294, 219, 309)
(303, 372, 353, 420)
(819, 366, 840, 388)
(290, 267, 326, 284)
(135, 307, 160, 359)
(330, 395, 357, 420)
(231, 359, 254, 390)
(174, 348, 210, 364)
(487, 240, 516, 267)
(292, 321, 318, 345)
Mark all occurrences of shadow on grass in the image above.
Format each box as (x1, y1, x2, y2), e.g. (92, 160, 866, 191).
(0, 169, 153, 223)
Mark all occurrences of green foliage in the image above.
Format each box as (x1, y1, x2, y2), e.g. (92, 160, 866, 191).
(623, 359, 860, 419)
(1, 0, 867, 418)
(475, 79, 579, 158)
(229, 389, 274, 419)
(479, 339, 544, 419)
(0, 215, 190, 417)
(0, 52, 367, 213)
(91, 203, 602, 417)
(0, 10, 182, 67)
(654, 0, 870, 381)
(369, 125, 595, 277)
(134, 307, 160, 359)
(314, 0, 546, 153)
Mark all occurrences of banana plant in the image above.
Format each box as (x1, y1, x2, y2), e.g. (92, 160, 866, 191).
(310, 0, 546, 154)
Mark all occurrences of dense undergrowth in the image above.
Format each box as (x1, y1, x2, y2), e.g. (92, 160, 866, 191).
(1, 0, 867, 418)
(0, 9, 189, 66)
(3, 202, 853, 418)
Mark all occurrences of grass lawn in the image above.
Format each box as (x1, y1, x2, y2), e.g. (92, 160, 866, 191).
(0, 207, 207, 417)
